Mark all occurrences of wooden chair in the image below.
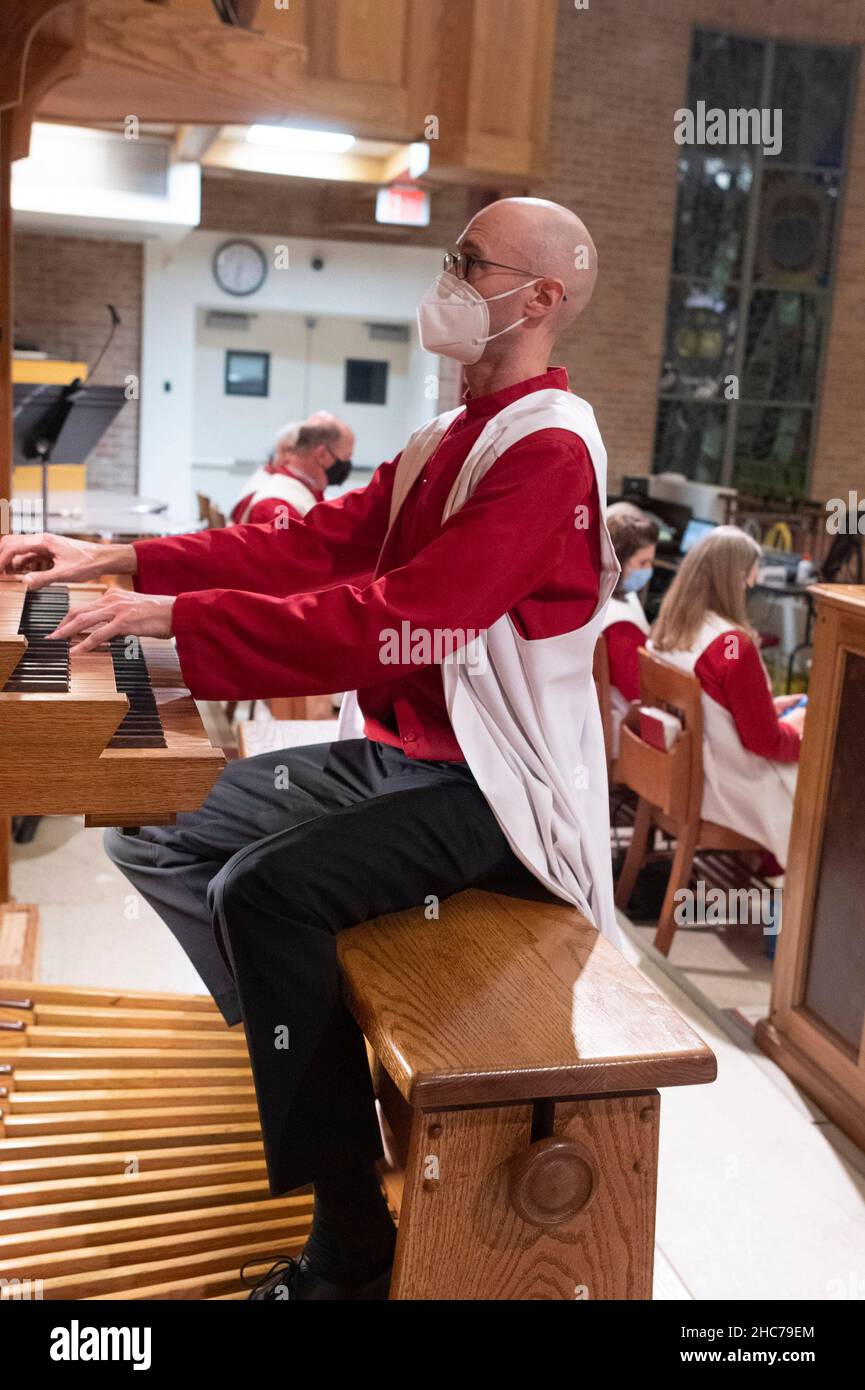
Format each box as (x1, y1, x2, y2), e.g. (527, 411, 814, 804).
(614, 648, 765, 956)
(196, 492, 211, 524)
(207, 502, 227, 530)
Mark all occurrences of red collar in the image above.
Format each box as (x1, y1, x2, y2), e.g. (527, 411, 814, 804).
(460, 366, 570, 426)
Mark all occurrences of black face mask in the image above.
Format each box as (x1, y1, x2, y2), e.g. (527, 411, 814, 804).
(325, 458, 352, 487)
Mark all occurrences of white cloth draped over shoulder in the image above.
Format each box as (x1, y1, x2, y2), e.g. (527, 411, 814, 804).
(338, 389, 623, 948)
(647, 614, 797, 866)
(233, 468, 319, 524)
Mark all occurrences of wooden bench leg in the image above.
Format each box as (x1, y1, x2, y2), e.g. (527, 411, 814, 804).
(389, 1092, 660, 1300)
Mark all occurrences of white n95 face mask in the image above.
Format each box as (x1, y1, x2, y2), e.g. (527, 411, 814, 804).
(416, 270, 539, 365)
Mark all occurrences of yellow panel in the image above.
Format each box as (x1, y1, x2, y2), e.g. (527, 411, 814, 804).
(13, 360, 88, 385)
(13, 465, 87, 494)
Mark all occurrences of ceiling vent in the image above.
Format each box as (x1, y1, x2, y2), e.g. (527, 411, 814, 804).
(365, 322, 410, 343)
(205, 310, 256, 330)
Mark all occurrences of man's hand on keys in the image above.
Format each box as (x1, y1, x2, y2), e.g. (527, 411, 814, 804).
(0, 533, 138, 589)
(48, 589, 175, 652)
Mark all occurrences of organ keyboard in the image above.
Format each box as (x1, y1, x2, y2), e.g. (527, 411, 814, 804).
(0, 578, 225, 825)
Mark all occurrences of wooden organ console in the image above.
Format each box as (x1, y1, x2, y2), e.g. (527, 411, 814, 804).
(0, 575, 293, 1299)
(757, 586, 865, 1151)
(0, 578, 225, 826)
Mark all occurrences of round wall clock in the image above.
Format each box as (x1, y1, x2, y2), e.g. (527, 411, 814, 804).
(213, 239, 268, 297)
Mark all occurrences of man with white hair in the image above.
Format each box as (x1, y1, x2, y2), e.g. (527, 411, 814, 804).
(0, 197, 618, 1301)
(230, 414, 355, 525)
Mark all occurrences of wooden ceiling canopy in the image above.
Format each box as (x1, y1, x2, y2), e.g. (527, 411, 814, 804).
(1, 1, 86, 162)
(4, 0, 558, 178)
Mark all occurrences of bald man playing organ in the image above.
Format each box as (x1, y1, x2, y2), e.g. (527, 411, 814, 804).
(0, 198, 621, 1302)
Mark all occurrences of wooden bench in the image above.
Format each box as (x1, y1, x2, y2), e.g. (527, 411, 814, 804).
(339, 887, 716, 1300)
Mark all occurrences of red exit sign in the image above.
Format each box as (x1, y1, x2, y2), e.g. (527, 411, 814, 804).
(375, 185, 430, 227)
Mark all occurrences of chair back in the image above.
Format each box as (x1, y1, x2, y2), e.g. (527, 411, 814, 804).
(616, 648, 704, 827)
(196, 491, 211, 522)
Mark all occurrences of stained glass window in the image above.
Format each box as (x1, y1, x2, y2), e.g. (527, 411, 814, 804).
(654, 31, 856, 499)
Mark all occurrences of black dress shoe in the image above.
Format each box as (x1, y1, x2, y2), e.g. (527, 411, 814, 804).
(242, 1252, 392, 1301)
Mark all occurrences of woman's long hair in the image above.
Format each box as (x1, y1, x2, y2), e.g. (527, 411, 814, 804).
(651, 525, 762, 652)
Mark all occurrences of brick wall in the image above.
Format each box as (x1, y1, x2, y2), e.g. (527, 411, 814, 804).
(201, 171, 478, 250)
(13, 232, 142, 491)
(542, 0, 865, 503)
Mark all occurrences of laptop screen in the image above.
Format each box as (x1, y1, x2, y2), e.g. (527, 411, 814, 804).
(679, 518, 717, 555)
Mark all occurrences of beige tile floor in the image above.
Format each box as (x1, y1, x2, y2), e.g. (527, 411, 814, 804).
(614, 915, 865, 1302)
(10, 818, 865, 1302)
(627, 917, 774, 1015)
(12, 817, 205, 996)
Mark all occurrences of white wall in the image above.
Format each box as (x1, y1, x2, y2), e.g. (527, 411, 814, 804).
(140, 232, 443, 516)
(191, 308, 414, 510)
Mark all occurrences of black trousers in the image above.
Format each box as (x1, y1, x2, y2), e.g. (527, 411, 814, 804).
(104, 738, 541, 1195)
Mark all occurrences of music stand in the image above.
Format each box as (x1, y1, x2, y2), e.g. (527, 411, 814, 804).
(13, 382, 127, 525)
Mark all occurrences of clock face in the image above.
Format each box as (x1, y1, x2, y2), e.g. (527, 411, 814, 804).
(213, 239, 268, 297)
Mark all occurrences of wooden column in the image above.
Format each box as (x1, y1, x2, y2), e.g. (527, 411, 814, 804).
(0, 109, 12, 902)
(1, 108, 12, 512)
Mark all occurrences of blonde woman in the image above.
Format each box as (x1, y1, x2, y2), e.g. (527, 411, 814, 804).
(649, 526, 804, 869)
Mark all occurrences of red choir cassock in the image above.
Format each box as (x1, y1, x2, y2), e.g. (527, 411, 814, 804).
(135, 367, 601, 763)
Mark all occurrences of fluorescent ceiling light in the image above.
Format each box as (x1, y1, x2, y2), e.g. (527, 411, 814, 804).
(246, 125, 356, 153)
(408, 142, 431, 179)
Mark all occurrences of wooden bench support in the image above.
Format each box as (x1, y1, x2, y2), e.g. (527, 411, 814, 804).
(340, 888, 716, 1301)
(388, 1091, 659, 1300)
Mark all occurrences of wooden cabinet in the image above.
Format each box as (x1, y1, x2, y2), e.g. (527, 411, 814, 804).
(427, 0, 558, 184)
(756, 586, 865, 1149)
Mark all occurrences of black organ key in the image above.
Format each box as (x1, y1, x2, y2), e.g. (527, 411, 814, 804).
(1, 586, 168, 750)
(3, 586, 70, 693)
(108, 637, 166, 749)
